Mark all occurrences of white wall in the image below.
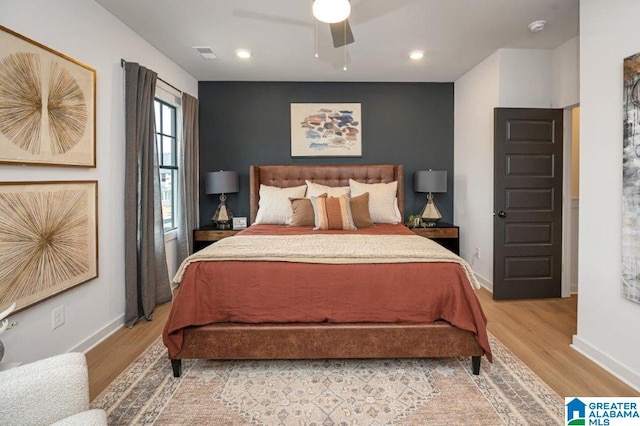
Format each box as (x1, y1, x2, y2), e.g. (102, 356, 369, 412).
(0, 0, 197, 363)
(572, 0, 640, 390)
(499, 49, 553, 108)
(454, 51, 500, 287)
(552, 37, 580, 108)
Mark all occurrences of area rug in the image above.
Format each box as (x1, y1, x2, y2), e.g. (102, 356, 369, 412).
(92, 334, 563, 425)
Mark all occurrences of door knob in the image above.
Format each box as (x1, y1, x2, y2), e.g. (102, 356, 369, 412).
(497, 210, 507, 218)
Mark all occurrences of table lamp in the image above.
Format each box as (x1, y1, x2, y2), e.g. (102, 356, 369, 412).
(414, 170, 447, 227)
(205, 171, 239, 229)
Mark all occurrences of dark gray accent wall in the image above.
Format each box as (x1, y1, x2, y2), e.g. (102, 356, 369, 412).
(198, 81, 454, 227)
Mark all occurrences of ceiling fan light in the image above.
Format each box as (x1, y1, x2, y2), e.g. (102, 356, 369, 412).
(313, 0, 351, 24)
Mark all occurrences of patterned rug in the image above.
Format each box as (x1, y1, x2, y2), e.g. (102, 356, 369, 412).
(92, 334, 563, 425)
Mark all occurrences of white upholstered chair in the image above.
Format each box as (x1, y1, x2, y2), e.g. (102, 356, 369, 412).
(0, 352, 107, 425)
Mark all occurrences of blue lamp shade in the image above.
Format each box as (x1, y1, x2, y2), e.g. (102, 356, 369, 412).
(205, 171, 239, 195)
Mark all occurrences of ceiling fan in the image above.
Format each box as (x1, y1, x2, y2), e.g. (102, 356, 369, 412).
(312, 0, 355, 48)
(233, 0, 417, 51)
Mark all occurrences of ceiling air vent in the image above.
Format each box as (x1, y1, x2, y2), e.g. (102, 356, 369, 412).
(193, 46, 217, 60)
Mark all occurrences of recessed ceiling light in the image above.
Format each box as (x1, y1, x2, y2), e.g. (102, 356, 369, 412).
(236, 49, 252, 59)
(409, 50, 424, 60)
(528, 20, 546, 33)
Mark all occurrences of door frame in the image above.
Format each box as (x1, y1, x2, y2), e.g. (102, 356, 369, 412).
(561, 106, 579, 298)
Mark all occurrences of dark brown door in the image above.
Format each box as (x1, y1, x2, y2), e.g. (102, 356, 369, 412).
(494, 108, 563, 300)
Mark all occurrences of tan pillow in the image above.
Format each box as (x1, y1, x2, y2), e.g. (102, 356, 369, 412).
(310, 195, 357, 231)
(350, 192, 374, 228)
(289, 194, 326, 226)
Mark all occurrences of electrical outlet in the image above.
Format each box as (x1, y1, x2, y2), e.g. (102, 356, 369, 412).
(52, 306, 65, 330)
(474, 247, 481, 259)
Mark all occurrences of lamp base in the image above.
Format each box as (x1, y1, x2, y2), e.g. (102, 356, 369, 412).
(212, 194, 233, 229)
(419, 192, 442, 227)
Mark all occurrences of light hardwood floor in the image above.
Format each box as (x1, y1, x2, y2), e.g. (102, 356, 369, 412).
(86, 303, 172, 400)
(86, 289, 639, 401)
(476, 289, 638, 397)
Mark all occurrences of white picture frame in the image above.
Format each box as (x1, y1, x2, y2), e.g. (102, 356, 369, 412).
(290, 103, 362, 157)
(233, 217, 247, 230)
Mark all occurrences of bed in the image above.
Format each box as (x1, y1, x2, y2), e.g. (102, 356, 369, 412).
(163, 164, 491, 377)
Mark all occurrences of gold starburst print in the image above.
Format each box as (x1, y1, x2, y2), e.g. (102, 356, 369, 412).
(0, 52, 43, 154)
(0, 182, 98, 312)
(48, 61, 87, 154)
(0, 25, 95, 166)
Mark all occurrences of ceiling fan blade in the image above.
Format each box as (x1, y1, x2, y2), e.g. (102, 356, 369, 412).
(316, 32, 353, 70)
(350, 0, 418, 25)
(329, 19, 355, 48)
(233, 9, 312, 28)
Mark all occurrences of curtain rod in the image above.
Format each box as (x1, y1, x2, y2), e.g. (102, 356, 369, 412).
(120, 58, 183, 95)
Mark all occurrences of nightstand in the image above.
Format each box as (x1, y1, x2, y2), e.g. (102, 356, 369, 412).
(410, 222, 460, 255)
(193, 225, 240, 252)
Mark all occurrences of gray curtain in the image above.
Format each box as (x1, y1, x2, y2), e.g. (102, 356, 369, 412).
(176, 93, 199, 263)
(124, 62, 171, 327)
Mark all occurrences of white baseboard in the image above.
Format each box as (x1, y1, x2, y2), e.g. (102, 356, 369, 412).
(70, 314, 125, 354)
(571, 335, 640, 392)
(474, 271, 493, 292)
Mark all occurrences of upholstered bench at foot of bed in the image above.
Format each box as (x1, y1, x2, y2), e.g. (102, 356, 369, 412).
(169, 321, 484, 377)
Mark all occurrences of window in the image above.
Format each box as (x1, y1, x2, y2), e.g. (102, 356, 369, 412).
(154, 99, 178, 232)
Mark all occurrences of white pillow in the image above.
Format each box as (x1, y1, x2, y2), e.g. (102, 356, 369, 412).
(349, 179, 401, 224)
(393, 197, 402, 223)
(305, 180, 350, 198)
(254, 184, 307, 225)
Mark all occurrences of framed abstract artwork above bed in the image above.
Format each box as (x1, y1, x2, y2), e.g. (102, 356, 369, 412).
(290, 103, 362, 157)
(0, 181, 98, 312)
(0, 25, 96, 167)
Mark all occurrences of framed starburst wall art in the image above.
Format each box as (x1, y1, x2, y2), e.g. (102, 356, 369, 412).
(0, 181, 98, 312)
(0, 26, 96, 167)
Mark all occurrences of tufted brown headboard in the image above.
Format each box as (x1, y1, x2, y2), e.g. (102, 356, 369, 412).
(249, 164, 404, 224)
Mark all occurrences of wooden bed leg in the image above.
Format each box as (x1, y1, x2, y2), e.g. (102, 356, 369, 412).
(472, 356, 481, 375)
(171, 359, 182, 377)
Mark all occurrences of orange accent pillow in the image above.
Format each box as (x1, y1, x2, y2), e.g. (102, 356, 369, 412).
(310, 195, 357, 231)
